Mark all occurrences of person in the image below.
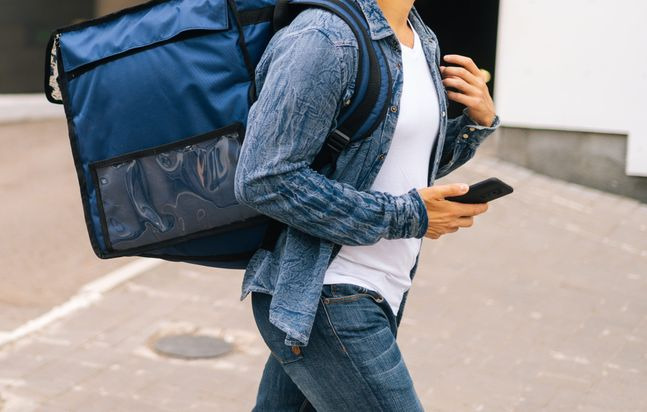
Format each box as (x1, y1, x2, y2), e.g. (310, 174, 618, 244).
(233, 0, 500, 409)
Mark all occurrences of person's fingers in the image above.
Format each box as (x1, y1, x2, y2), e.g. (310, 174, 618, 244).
(457, 202, 488, 217)
(440, 66, 481, 87)
(455, 216, 474, 228)
(447, 91, 478, 107)
(442, 77, 480, 96)
(475, 202, 489, 215)
(431, 183, 469, 199)
(443, 54, 482, 78)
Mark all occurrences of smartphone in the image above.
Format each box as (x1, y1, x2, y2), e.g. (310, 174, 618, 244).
(445, 177, 513, 204)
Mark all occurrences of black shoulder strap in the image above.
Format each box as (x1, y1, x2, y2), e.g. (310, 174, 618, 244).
(273, 0, 388, 174)
(260, 0, 391, 251)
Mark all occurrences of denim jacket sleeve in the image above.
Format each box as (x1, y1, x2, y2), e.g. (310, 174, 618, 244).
(234, 27, 428, 246)
(435, 107, 501, 179)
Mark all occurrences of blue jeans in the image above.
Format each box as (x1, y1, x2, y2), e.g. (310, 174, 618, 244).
(250, 283, 424, 411)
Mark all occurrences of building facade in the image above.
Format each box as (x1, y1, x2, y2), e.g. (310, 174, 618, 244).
(494, 0, 647, 200)
(3, 0, 645, 201)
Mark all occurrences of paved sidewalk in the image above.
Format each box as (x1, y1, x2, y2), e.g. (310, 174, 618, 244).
(0, 119, 136, 331)
(1, 151, 646, 411)
(0, 94, 64, 124)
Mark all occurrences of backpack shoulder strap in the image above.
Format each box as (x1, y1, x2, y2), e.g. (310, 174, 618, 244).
(260, 0, 392, 252)
(273, 0, 392, 175)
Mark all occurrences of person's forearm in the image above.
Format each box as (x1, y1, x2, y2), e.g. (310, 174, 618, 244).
(234, 27, 427, 246)
(435, 108, 500, 179)
(434, 53, 500, 179)
(234, 164, 428, 246)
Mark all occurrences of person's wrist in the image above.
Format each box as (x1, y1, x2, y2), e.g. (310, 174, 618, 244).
(463, 107, 499, 130)
(468, 111, 494, 127)
(409, 188, 429, 239)
(478, 113, 496, 127)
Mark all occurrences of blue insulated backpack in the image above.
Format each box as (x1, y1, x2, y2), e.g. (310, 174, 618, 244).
(45, 0, 391, 269)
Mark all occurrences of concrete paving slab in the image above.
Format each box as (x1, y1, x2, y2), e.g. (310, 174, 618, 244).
(0, 119, 137, 331)
(1, 148, 646, 411)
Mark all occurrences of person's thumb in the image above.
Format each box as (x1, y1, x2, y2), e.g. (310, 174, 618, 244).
(433, 183, 469, 198)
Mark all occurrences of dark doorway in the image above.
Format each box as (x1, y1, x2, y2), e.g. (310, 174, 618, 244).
(415, 0, 500, 118)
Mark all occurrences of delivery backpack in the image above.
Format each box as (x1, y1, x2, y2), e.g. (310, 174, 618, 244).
(44, 0, 391, 269)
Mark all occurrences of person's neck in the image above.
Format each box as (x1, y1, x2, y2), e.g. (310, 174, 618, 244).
(375, 0, 415, 32)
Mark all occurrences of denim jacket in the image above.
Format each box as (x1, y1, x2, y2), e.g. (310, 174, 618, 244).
(234, 0, 500, 347)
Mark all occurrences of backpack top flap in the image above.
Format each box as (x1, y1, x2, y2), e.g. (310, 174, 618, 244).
(59, 0, 229, 73)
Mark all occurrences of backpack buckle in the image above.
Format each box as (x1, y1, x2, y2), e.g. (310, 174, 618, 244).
(326, 129, 352, 154)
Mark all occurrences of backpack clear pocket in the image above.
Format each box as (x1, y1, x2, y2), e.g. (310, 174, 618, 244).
(90, 123, 258, 252)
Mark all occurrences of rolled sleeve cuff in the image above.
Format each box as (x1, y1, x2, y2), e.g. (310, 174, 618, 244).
(391, 188, 428, 239)
(457, 108, 501, 148)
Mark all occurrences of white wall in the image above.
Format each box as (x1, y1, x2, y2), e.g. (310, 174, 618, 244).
(495, 0, 647, 176)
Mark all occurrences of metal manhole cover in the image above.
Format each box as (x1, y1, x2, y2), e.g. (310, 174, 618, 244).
(153, 334, 232, 359)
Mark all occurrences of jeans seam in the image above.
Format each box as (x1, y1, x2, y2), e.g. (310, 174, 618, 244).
(319, 297, 348, 354)
(319, 298, 386, 412)
(326, 284, 385, 304)
(324, 293, 375, 304)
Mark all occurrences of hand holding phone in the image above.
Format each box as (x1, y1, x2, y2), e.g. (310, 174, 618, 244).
(445, 177, 513, 204)
(415, 178, 511, 240)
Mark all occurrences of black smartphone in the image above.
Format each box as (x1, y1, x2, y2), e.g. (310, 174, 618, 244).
(445, 177, 513, 204)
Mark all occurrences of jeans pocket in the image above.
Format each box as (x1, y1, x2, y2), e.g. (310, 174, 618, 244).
(319, 285, 397, 362)
(321, 283, 384, 305)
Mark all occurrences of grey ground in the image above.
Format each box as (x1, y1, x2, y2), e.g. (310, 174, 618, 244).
(1, 119, 645, 411)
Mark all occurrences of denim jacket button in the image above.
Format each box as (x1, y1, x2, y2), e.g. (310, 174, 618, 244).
(291, 346, 301, 355)
(378, 154, 386, 161)
(462, 133, 470, 139)
(390, 105, 398, 113)
(469, 127, 476, 132)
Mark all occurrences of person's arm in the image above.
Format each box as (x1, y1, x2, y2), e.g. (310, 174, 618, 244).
(234, 27, 428, 246)
(433, 54, 500, 179)
(435, 107, 500, 179)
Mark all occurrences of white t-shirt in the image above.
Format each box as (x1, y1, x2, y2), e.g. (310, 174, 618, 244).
(323, 21, 441, 317)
